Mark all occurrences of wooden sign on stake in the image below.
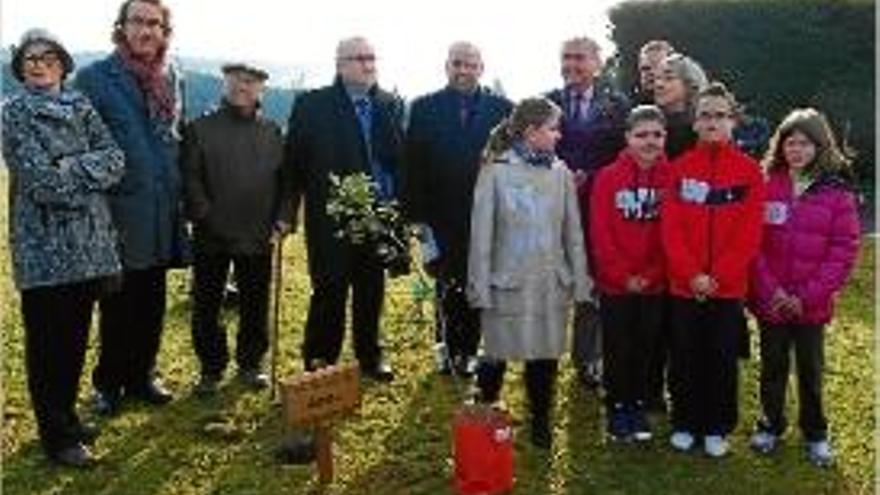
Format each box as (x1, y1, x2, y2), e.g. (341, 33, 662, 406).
(280, 362, 361, 483)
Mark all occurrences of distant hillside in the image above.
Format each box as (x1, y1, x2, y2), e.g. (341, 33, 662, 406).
(1, 51, 302, 128)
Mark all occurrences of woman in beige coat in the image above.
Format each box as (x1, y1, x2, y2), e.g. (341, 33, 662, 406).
(468, 97, 592, 448)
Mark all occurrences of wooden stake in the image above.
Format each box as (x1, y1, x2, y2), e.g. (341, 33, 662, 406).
(315, 426, 333, 483)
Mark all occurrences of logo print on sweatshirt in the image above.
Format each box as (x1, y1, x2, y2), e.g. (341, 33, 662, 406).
(615, 188, 661, 220)
(765, 201, 788, 225)
(680, 178, 711, 204)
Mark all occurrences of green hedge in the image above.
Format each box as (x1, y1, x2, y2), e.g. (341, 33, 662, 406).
(609, 0, 875, 213)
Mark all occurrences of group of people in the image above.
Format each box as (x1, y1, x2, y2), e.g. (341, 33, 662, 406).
(3, 0, 861, 474)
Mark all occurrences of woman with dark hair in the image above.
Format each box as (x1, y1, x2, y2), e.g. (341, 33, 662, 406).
(747, 108, 860, 467)
(653, 53, 708, 159)
(469, 97, 592, 448)
(643, 52, 709, 416)
(3, 28, 124, 467)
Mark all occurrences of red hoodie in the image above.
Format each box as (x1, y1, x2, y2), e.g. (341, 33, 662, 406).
(590, 150, 671, 295)
(661, 141, 765, 299)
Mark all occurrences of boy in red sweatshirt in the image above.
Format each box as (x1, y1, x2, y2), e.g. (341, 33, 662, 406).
(661, 82, 765, 457)
(590, 105, 670, 442)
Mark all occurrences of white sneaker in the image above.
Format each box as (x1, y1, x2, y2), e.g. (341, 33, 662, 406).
(670, 431, 695, 451)
(749, 431, 779, 454)
(807, 440, 833, 467)
(704, 435, 730, 458)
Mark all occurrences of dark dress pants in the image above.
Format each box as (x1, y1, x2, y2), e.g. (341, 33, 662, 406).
(669, 297, 743, 436)
(94, 267, 167, 395)
(600, 293, 664, 408)
(21, 281, 98, 454)
(302, 248, 385, 370)
(192, 251, 271, 376)
(757, 321, 827, 441)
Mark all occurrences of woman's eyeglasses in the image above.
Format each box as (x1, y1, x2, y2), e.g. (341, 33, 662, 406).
(23, 51, 61, 67)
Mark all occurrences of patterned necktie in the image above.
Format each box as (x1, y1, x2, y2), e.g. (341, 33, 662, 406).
(459, 96, 471, 128)
(354, 97, 372, 136)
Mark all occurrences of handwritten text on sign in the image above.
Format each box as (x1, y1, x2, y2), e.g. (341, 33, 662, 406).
(281, 363, 361, 427)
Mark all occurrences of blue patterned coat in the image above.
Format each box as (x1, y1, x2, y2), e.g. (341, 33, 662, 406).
(3, 87, 125, 290)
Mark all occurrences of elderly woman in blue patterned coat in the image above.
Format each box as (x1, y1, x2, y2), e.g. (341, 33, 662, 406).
(3, 29, 124, 467)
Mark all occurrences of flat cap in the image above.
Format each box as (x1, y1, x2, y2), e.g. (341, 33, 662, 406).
(221, 62, 269, 81)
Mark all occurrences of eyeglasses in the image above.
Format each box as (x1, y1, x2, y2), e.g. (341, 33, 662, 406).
(449, 59, 480, 70)
(23, 51, 61, 67)
(631, 130, 666, 139)
(126, 16, 165, 30)
(562, 52, 590, 61)
(340, 54, 376, 63)
(697, 111, 733, 121)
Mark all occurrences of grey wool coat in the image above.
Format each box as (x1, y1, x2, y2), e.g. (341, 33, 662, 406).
(467, 150, 593, 360)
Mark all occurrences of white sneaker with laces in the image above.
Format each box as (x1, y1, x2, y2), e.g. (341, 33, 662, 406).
(704, 435, 730, 458)
(807, 440, 833, 467)
(749, 431, 779, 454)
(670, 431, 695, 451)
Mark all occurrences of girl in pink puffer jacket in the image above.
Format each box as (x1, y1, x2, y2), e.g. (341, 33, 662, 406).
(747, 108, 860, 468)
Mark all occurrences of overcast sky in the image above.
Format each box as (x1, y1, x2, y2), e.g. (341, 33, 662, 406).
(2, 0, 622, 98)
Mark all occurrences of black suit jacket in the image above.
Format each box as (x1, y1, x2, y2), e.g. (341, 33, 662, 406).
(283, 77, 405, 283)
(403, 86, 512, 278)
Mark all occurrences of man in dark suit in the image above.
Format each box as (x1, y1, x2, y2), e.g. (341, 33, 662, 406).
(545, 36, 629, 391)
(283, 36, 404, 381)
(634, 39, 675, 105)
(404, 41, 512, 376)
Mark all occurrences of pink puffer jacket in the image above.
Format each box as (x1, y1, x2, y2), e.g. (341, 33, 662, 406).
(748, 170, 860, 324)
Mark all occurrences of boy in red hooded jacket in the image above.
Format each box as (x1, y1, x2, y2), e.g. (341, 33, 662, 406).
(590, 105, 670, 442)
(661, 82, 765, 458)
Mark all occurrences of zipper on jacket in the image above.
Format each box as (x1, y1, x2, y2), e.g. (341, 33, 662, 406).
(706, 146, 718, 276)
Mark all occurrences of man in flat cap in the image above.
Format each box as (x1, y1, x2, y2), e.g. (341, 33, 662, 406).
(182, 62, 290, 395)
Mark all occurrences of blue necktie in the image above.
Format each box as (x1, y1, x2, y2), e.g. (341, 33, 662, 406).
(353, 97, 391, 199)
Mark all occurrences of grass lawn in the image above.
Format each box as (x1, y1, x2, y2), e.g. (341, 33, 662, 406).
(1, 168, 875, 494)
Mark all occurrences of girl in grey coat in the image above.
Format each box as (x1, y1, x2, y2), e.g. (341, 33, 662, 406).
(468, 97, 592, 448)
(3, 29, 124, 467)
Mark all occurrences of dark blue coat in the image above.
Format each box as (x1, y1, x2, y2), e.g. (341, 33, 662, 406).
(75, 53, 187, 270)
(403, 86, 512, 278)
(546, 84, 629, 175)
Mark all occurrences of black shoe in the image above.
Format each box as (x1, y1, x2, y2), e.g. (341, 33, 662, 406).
(275, 433, 316, 465)
(50, 443, 96, 468)
(92, 390, 121, 416)
(193, 373, 222, 397)
(434, 344, 452, 375)
(72, 422, 100, 445)
(453, 356, 478, 378)
(237, 368, 270, 390)
(531, 418, 552, 449)
(578, 366, 602, 390)
(127, 381, 173, 405)
(362, 362, 395, 382)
